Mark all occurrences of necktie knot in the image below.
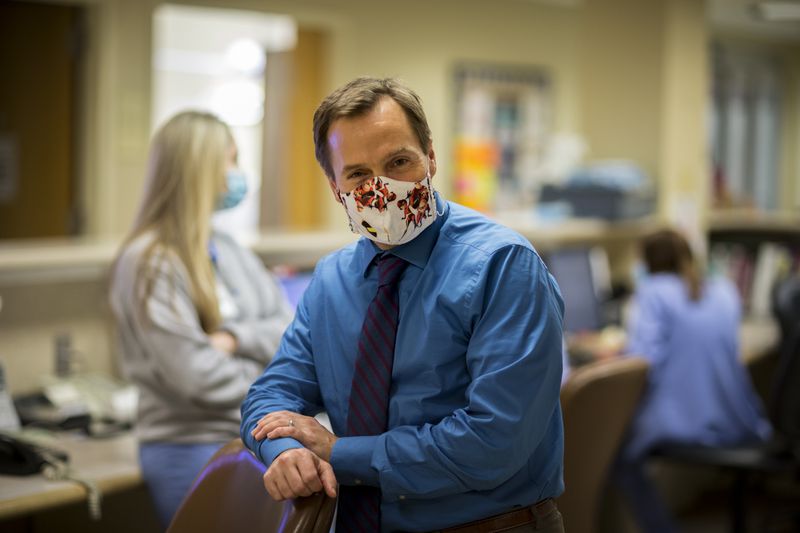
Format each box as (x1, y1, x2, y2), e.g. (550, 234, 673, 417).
(377, 254, 407, 288)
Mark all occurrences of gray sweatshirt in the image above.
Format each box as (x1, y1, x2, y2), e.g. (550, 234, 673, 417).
(110, 230, 293, 444)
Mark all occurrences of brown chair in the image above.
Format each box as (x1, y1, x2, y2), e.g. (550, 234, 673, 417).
(557, 357, 649, 533)
(167, 439, 336, 533)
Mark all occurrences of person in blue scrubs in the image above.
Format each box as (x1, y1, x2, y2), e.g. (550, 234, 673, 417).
(614, 229, 771, 533)
(240, 77, 566, 532)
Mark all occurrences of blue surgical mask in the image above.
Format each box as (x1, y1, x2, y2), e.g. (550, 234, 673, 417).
(216, 169, 248, 210)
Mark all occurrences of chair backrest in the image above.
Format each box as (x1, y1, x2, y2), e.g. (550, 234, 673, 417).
(772, 274, 800, 341)
(769, 274, 800, 441)
(167, 439, 336, 533)
(771, 328, 800, 441)
(557, 357, 649, 533)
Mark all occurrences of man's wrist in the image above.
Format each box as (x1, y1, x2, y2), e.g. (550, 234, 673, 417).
(321, 435, 338, 462)
(258, 436, 304, 466)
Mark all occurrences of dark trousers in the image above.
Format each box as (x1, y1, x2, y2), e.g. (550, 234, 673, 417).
(614, 458, 679, 533)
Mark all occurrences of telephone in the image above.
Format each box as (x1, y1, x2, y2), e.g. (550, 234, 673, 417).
(0, 431, 69, 476)
(13, 374, 137, 437)
(0, 360, 136, 437)
(13, 391, 92, 432)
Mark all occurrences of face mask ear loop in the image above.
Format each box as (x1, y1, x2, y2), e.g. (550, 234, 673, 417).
(428, 173, 445, 217)
(338, 190, 357, 234)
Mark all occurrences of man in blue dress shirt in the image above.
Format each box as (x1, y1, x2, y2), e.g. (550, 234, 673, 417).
(240, 77, 566, 532)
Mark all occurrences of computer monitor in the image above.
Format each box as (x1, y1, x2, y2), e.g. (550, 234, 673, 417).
(544, 247, 609, 334)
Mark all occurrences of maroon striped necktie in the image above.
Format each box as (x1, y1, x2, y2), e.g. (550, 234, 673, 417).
(336, 254, 407, 533)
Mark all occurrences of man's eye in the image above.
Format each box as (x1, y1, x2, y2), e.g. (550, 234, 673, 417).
(392, 158, 410, 167)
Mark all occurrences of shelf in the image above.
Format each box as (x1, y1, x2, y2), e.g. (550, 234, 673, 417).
(709, 209, 800, 235)
(0, 232, 357, 286)
(497, 213, 661, 250)
(0, 238, 120, 285)
(0, 216, 659, 286)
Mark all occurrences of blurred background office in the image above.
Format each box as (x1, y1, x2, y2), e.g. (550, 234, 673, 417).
(1, 0, 799, 532)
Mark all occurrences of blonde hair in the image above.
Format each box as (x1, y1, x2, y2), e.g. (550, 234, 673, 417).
(119, 111, 232, 332)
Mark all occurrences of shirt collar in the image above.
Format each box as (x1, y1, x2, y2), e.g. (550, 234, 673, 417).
(356, 191, 449, 278)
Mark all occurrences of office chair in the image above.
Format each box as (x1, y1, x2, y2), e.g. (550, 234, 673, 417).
(167, 439, 336, 533)
(651, 274, 800, 533)
(558, 357, 649, 533)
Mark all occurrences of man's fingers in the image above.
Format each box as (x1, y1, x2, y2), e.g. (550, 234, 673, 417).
(285, 460, 314, 498)
(297, 453, 324, 494)
(252, 422, 283, 440)
(263, 470, 287, 501)
(252, 425, 270, 440)
(263, 450, 336, 502)
(266, 426, 294, 441)
(252, 411, 303, 440)
(318, 460, 338, 498)
(254, 420, 292, 440)
(273, 475, 296, 500)
(265, 448, 306, 500)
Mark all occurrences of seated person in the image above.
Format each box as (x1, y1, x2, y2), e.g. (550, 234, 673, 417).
(613, 228, 772, 533)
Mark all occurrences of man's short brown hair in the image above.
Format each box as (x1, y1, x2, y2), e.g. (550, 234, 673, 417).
(312, 77, 432, 179)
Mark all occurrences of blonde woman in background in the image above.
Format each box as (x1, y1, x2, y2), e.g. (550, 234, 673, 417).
(110, 111, 293, 527)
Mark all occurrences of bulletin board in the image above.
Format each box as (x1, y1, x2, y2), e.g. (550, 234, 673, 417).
(452, 63, 552, 213)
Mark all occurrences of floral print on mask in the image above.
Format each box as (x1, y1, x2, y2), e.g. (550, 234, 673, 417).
(397, 182, 431, 228)
(352, 177, 396, 212)
(339, 174, 437, 245)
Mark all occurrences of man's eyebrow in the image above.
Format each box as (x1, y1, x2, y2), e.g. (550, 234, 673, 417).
(382, 147, 416, 163)
(341, 162, 366, 177)
(340, 147, 418, 177)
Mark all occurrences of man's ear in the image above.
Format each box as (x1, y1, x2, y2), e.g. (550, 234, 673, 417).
(327, 177, 342, 204)
(428, 145, 437, 178)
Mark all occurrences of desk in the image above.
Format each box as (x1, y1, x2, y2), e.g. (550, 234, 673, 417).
(0, 432, 141, 520)
(567, 317, 780, 369)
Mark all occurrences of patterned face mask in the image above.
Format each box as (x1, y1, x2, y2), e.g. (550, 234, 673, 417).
(338, 173, 436, 246)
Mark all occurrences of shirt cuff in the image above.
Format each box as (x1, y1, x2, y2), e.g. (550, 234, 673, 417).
(330, 435, 381, 487)
(257, 437, 304, 466)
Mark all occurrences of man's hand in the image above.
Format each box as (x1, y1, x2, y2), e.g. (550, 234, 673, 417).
(263, 448, 337, 501)
(251, 411, 338, 462)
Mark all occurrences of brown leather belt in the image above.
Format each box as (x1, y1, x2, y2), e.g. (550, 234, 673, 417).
(438, 499, 557, 533)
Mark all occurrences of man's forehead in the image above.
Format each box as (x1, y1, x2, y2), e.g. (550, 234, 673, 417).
(331, 108, 417, 147)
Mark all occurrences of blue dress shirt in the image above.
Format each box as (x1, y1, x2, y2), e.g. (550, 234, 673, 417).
(241, 195, 565, 532)
(620, 274, 772, 462)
